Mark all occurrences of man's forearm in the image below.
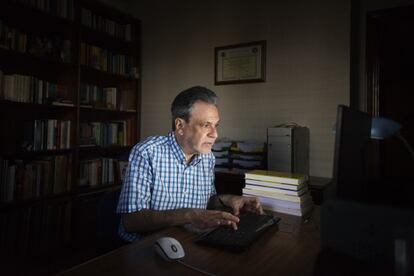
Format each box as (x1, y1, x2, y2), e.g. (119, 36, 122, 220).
(122, 208, 193, 233)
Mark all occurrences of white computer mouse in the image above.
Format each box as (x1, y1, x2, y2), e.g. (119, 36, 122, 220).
(154, 237, 185, 261)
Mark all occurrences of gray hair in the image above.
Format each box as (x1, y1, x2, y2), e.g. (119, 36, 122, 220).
(171, 86, 218, 130)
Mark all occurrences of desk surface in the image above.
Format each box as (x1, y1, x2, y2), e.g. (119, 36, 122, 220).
(60, 210, 320, 276)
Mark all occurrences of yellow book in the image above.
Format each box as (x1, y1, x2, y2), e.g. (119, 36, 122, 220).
(245, 170, 308, 185)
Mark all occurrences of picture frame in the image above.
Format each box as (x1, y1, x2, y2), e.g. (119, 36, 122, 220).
(215, 40, 266, 85)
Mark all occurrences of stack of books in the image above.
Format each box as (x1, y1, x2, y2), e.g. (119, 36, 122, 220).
(243, 170, 313, 216)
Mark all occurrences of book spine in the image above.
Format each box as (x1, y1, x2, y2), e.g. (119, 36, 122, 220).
(245, 184, 308, 196)
(243, 188, 311, 203)
(245, 179, 304, 190)
(245, 174, 301, 185)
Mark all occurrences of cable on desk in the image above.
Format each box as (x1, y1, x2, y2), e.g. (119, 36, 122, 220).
(177, 259, 216, 276)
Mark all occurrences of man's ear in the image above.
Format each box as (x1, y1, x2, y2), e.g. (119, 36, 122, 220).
(175, 118, 185, 135)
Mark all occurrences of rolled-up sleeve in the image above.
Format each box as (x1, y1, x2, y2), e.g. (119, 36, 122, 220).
(117, 147, 153, 214)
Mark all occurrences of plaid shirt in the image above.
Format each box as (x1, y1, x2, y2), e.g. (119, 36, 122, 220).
(117, 132, 216, 242)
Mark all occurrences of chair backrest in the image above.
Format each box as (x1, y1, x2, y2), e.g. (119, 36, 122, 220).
(96, 188, 124, 253)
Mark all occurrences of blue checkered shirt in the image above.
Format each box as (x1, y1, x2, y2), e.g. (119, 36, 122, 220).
(117, 132, 216, 242)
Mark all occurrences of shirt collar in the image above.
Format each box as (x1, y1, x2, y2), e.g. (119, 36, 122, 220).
(168, 132, 203, 166)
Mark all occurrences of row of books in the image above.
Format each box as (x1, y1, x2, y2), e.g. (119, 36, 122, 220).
(0, 70, 72, 105)
(243, 170, 313, 217)
(12, 0, 75, 20)
(79, 158, 128, 188)
(0, 155, 72, 202)
(81, 8, 132, 41)
(22, 120, 71, 151)
(80, 83, 136, 111)
(80, 42, 138, 78)
(80, 83, 116, 109)
(213, 140, 266, 173)
(0, 20, 26, 52)
(79, 120, 133, 147)
(0, 20, 72, 63)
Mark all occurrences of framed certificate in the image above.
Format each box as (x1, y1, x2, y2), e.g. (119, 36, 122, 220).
(215, 40, 266, 85)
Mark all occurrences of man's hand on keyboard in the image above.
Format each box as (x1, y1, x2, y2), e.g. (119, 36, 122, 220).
(188, 209, 240, 230)
(221, 195, 264, 217)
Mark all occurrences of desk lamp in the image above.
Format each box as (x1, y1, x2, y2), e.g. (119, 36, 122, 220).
(371, 117, 414, 161)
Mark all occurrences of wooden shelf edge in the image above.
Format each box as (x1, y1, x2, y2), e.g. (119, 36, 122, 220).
(0, 191, 73, 210)
(1, 148, 75, 157)
(74, 183, 122, 197)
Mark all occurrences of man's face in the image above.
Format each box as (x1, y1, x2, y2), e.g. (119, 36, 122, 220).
(176, 101, 219, 157)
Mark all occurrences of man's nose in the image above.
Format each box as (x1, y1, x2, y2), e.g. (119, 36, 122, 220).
(209, 126, 218, 138)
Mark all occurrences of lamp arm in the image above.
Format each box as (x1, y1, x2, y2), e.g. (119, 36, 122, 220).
(396, 131, 414, 162)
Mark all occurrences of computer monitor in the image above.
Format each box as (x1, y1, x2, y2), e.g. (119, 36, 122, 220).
(331, 105, 372, 201)
(322, 105, 414, 268)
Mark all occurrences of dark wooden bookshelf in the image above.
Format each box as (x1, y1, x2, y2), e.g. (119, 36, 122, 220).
(0, 48, 76, 77)
(0, 100, 76, 110)
(80, 65, 139, 82)
(80, 26, 138, 51)
(80, 105, 137, 114)
(0, 190, 73, 210)
(0, 0, 140, 274)
(0, 1, 77, 33)
(74, 182, 121, 194)
(0, 182, 121, 211)
(0, 148, 75, 158)
(78, 145, 132, 157)
(80, 110, 137, 123)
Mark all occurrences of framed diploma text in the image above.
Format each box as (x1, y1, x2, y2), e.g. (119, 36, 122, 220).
(215, 40, 266, 85)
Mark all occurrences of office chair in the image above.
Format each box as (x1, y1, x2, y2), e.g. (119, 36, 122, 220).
(96, 188, 125, 254)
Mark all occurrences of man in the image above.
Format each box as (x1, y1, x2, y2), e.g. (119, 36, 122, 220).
(117, 86, 263, 242)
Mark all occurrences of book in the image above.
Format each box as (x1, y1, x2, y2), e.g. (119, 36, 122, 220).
(245, 179, 306, 191)
(245, 183, 308, 196)
(243, 188, 311, 203)
(254, 194, 312, 209)
(262, 203, 313, 217)
(245, 170, 308, 185)
(243, 193, 313, 216)
(245, 194, 314, 216)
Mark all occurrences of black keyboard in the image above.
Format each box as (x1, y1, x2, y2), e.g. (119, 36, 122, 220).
(196, 212, 280, 251)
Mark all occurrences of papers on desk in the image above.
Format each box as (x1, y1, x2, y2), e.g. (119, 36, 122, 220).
(213, 151, 229, 158)
(215, 158, 230, 166)
(212, 141, 232, 151)
(232, 142, 265, 153)
(213, 140, 266, 172)
(231, 142, 265, 171)
(213, 139, 232, 170)
(233, 159, 262, 169)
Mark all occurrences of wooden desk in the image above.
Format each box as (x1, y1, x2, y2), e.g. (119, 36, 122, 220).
(59, 210, 321, 276)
